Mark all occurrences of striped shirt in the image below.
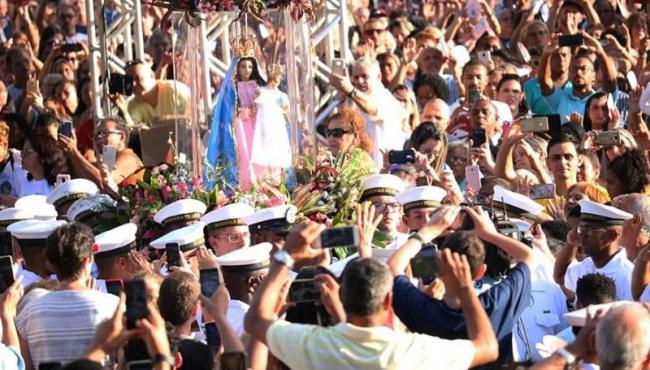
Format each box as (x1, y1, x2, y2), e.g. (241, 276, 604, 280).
(16, 290, 119, 367)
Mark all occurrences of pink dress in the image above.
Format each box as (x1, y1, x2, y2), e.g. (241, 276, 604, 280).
(234, 80, 259, 191)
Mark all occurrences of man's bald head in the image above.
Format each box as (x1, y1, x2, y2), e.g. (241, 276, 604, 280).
(596, 303, 650, 370)
(421, 98, 450, 130)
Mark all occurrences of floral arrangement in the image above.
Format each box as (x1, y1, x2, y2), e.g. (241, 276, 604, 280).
(120, 158, 228, 246)
(292, 150, 374, 227)
(146, 0, 318, 22)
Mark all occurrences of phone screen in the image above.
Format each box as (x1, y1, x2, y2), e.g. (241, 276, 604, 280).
(125, 279, 149, 328)
(204, 322, 221, 351)
(166, 243, 181, 267)
(288, 278, 320, 303)
(0, 255, 14, 295)
(471, 128, 486, 147)
(0, 232, 12, 257)
(59, 121, 73, 138)
(200, 269, 220, 298)
(319, 226, 359, 248)
(410, 247, 438, 285)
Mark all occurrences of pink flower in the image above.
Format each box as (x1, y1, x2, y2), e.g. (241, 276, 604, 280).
(161, 185, 171, 203)
(266, 195, 287, 207)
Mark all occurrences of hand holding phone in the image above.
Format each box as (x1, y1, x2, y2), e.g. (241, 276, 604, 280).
(200, 269, 220, 298)
(388, 149, 416, 164)
(331, 58, 347, 76)
(59, 121, 73, 138)
(410, 247, 438, 285)
(0, 256, 15, 294)
(471, 128, 487, 147)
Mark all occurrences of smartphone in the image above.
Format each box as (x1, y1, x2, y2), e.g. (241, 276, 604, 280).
(0, 255, 14, 294)
(165, 243, 181, 267)
(26, 79, 39, 94)
(288, 278, 320, 303)
(529, 184, 556, 200)
(126, 360, 153, 370)
(61, 43, 83, 53)
(415, 176, 429, 186)
(38, 363, 63, 370)
(204, 322, 221, 352)
(410, 247, 438, 285)
(595, 131, 622, 146)
(468, 88, 481, 103)
(627, 71, 639, 90)
(477, 50, 491, 65)
(331, 58, 347, 76)
(0, 232, 12, 257)
(520, 116, 549, 133)
(108, 73, 134, 96)
(59, 120, 73, 138)
(56, 174, 71, 186)
(471, 128, 486, 147)
(559, 35, 583, 47)
(465, 165, 482, 193)
(125, 279, 150, 329)
(105, 279, 124, 296)
(319, 225, 360, 248)
(388, 149, 416, 164)
(200, 268, 220, 298)
(102, 145, 117, 171)
(534, 114, 561, 135)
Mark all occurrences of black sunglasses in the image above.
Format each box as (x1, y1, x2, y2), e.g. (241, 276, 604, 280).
(327, 128, 353, 138)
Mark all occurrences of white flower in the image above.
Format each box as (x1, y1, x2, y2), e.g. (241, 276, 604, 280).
(177, 153, 187, 164)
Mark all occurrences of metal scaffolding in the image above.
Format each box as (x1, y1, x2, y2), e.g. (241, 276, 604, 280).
(85, 0, 350, 124)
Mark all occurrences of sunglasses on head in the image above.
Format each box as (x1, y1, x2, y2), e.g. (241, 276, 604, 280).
(327, 128, 352, 138)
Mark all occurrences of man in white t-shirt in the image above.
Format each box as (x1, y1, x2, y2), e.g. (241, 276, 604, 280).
(330, 57, 408, 165)
(244, 221, 499, 370)
(564, 200, 634, 301)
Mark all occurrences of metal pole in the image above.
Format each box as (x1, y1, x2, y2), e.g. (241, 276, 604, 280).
(133, 0, 145, 60)
(199, 18, 212, 115)
(338, 0, 350, 61)
(85, 0, 103, 118)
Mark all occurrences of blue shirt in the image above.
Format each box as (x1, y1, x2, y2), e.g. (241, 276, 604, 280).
(392, 262, 531, 368)
(524, 77, 573, 116)
(545, 87, 594, 122)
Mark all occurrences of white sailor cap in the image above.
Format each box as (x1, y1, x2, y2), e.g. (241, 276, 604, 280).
(492, 186, 545, 218)
(46, 179, 99, 210)
(578, 199, 633, 225)
(359, 174, 405, 201)
(0, 208, 33, 226)
(66, 194, 118, 223)
(153, 199, 207, 227)
(15, 195, 57, 220)
(396, 186, 447, 212)
(201, 203, 255, 232)
(150, 221, 206, 251)
(245, 205, 297, 234)
(94, 223, 137, 259)
(510, 218, 532, 233)
(7, 219, 66, 246)
(217, 242, 272, 272)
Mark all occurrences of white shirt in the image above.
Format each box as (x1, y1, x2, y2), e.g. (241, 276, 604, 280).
(17, 269, 42, 289)
(361, 86, 409, 166)
(513, 278, 569, 361)
(13, 162, 53, 197)
(227, 299, 249, 337)
(16, 290, 118, 367)
(565, 249, 634, 301)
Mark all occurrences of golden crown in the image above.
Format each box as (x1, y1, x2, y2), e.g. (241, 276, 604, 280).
(267, 63, 284, 81)
(231, 35, 257, 58)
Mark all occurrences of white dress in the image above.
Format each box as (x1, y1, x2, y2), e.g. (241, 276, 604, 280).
(250, 86, 292, 169)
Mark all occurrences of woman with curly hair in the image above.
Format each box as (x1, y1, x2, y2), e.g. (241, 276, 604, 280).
(324, 108, 377, 173)
(18, 134, 71, 196)
(605, 150, 650, 198)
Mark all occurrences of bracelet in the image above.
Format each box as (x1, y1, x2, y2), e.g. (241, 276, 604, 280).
(348, 87, 357, 98)
(151, 353, 175, 367)
(408, 232, 425, 245)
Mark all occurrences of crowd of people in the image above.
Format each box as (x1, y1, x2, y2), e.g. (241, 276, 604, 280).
(2, 0, 650, 369)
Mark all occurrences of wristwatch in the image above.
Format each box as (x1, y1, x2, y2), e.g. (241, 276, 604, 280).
(272, 250, 294, 268)
(408, 232, 426, 245)
(151, 353, 175, 367)
(554, 347, 576, 369)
